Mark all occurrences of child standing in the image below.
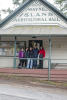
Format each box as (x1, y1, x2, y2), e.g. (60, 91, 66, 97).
(18, 48, 24, 68)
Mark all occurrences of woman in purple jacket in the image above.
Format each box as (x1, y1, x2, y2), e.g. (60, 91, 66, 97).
(18, 48, 24, 68)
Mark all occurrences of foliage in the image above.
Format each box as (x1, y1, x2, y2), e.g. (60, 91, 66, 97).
(2, 8, 13, 14)
(55, 0, 67, 16)
(12, 0, 27, 6)
(12, 0, 21, 5)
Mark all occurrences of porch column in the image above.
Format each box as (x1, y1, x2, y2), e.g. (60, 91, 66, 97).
(48, 38, 52, 80)
(13, 36, 16, 68)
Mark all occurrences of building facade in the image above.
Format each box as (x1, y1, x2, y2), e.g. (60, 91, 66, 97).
(0, 0, 67, 68)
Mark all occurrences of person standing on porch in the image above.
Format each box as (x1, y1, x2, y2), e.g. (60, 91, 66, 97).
(24, 47, 29, 67)
(38, 46, 45, 69)
(33, 45, 39, 68)
(18, 47, 25, 68)
(27, 47, 34, 69)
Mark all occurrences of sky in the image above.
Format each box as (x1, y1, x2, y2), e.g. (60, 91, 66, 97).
(0, 0, 13, 10)
(0, 0, 54, 9)
(0, 0, 55, 19)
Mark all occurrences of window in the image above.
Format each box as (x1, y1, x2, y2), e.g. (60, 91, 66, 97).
(0, 42, 14, 56)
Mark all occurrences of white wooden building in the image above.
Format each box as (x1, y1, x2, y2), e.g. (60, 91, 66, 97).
(0, 0, 67, 68)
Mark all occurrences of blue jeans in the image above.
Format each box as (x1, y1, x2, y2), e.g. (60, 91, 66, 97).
(27, 59, 33, 69)
(33, 60, 37, 67)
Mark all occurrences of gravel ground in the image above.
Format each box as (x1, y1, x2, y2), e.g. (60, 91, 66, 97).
(0, 80, 67, 100)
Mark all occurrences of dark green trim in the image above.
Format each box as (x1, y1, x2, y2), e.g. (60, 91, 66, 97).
(1, 34, 67, 37)
(0, 0, 67, 28)
(0, 56, 15, 58)
(48, 38, 52, 80)
(13, 36, 16, 68)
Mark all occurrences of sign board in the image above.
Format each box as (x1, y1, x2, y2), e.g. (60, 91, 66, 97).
(3, 0, 67, 29)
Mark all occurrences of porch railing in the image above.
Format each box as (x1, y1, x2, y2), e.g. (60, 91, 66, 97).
(0, 56, 67, 80)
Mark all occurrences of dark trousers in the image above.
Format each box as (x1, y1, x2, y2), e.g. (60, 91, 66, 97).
(24, 59, 27, 67)
(33, 60, 37, 68)
(19, 59, 24, 67)
(39, 59, 43, 69)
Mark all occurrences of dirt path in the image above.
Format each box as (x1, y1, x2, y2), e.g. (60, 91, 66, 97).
(0, 79, 67, 100)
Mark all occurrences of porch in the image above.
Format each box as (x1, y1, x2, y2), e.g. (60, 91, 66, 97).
(0, 35, 67, 69)
(0, 35, 67, 81)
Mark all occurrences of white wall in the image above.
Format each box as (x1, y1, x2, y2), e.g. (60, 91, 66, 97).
(0, 57, 14, 68)
(0, 26, 67, 35)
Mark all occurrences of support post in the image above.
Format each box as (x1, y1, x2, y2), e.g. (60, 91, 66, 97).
(14, 36, 16, 68)
(48, 38, 52, 80)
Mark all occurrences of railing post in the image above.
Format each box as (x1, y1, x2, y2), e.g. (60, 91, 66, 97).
(48, 38, 52, 80)
(13, 36, 16, 68)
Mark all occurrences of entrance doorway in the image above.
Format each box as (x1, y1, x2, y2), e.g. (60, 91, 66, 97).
(29, 40, 43, 49)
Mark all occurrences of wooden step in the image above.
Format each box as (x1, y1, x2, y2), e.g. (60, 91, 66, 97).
(0, 68, 67, 81)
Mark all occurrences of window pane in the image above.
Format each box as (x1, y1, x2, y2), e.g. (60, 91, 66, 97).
(0, 42, 14, 56)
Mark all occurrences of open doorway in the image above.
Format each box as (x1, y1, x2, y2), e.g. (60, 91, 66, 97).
(29, 40, 43, 49)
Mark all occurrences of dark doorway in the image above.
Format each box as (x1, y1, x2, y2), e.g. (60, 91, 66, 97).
(29, 40, 43, 49)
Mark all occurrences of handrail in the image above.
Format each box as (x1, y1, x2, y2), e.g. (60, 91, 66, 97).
(1, 56, 67, 61)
